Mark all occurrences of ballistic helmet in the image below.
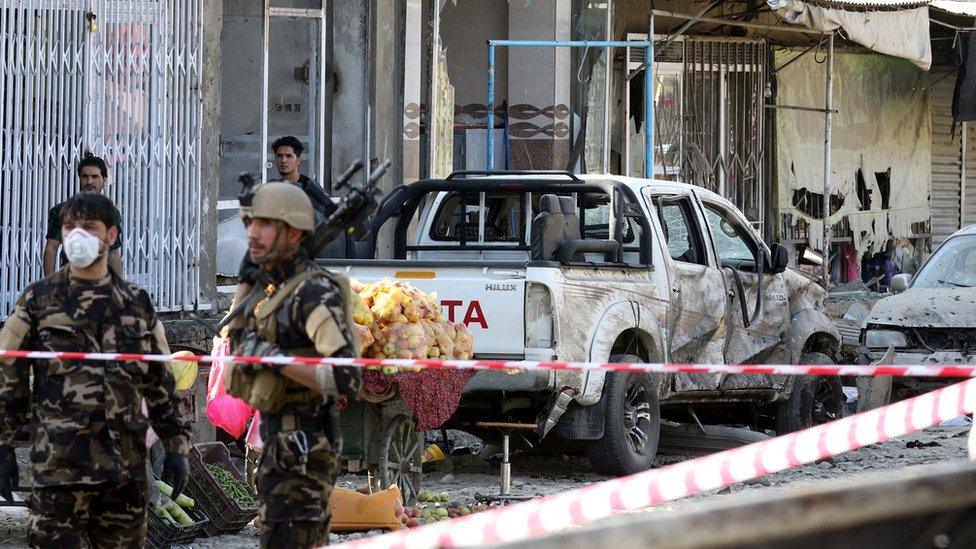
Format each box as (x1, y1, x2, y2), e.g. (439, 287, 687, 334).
(241, 182, 315, 232)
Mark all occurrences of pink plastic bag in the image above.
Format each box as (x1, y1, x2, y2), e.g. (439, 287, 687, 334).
(206, 336, 254, 439)
(207, 337, 231, 400)
(245, 410, 264, 451)
(207, 395, 253, 439)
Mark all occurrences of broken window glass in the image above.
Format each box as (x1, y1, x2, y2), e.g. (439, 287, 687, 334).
(703, 204, 756, 269)
(581, 195, 639, 245)
(911, 235, 976, 289)
(652, 197, 706, 266)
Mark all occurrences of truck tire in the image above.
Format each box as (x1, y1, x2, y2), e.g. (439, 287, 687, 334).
(775, 352, 844, 434)
(586, 355, 661, 475)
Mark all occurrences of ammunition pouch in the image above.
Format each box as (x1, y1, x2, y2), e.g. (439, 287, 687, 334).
(225, 333, 320, 413)
(227, 367, 288, 413)
(227, 263, 341, 413)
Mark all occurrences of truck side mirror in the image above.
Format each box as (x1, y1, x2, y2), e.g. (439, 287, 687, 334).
(766, 242, 789, 274)
(890, 273, 911, 294)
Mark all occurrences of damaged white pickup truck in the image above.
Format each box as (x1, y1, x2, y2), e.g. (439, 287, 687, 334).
(321, 172, 842, 474)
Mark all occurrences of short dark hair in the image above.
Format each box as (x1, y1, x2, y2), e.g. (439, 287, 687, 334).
(272, 136, 304, 157)
(60, 192, 117, 230)
(77, 153, 108, 178)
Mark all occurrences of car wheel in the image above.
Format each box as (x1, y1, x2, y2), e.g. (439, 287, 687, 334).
(586, 355, 661, 475)
(775, 352, 844, 434)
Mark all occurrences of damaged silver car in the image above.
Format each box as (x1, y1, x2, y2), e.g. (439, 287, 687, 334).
(860, 224, 976, 404)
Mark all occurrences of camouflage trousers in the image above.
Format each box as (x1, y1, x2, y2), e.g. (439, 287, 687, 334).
(257, 427, 339, 549)
(29, 481, 147, 549)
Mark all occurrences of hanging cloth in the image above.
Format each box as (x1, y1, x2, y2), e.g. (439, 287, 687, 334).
(953, 31, 976, 123)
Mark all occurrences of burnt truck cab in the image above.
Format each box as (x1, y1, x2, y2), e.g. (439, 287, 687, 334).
(325, 172, 842, 474)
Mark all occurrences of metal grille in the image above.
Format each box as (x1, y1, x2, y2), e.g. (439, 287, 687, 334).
(930, 71, 962, 245)
(683, 38, 767, 229)
(967, 111, 976, 229)
(0, 0, 203, 318)
(627, 36, 682, 66)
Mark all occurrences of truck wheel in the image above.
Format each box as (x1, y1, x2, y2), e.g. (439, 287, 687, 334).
(586, 355, 661, 475)
(775, 352, 844, 434)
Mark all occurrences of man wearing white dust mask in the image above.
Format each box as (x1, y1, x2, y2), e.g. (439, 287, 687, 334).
(0, 192, 190, 547)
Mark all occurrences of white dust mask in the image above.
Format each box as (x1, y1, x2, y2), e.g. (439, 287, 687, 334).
(63, 228, 103, 268)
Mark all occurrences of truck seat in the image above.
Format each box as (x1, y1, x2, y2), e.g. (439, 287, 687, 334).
(558, 196, 582, 240)
(530, 194, 564, 261)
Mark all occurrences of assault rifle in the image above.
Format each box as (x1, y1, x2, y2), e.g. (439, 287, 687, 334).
(217, 159, 392, 332)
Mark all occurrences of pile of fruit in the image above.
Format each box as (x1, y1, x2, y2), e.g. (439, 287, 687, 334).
(349, 278, 477, 431)
(398, 491, 491, 528)
(351, 278, 473, 361)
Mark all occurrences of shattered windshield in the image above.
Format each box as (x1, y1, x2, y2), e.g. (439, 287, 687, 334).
(911, 235, 976, 289)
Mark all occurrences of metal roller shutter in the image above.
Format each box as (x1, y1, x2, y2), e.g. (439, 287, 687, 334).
(967, 117, 976, 229)
(930, 71, 963, 245)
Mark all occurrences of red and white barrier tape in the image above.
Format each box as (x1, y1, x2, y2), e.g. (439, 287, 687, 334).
(1, 348, 974, 378)
(338, 378, 976, 549)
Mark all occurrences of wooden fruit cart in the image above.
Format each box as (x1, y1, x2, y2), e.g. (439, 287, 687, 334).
(339, 392, 424, 505)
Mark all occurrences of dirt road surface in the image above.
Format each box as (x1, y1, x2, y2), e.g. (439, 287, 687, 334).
(1, 424, 969, 548)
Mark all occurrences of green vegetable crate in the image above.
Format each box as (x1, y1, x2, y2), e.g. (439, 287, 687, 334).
(184, 442, 259, 537)
(146, 493, 209, 548)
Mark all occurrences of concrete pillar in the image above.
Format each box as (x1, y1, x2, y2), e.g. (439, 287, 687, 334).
(402, 0, 423, 183)
(507, 0, 572, 170)
(372, 0, 405, 192)
(198, 0, 221, 309)
(329, 1, 369, 187)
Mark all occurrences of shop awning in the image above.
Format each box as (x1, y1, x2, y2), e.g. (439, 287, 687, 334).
(769, 0, 932, 69)
(930, 1, 976, 17)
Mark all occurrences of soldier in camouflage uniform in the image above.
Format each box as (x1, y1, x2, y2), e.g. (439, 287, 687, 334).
(0, 193, 191, 548)
(225, 182, 361, 548)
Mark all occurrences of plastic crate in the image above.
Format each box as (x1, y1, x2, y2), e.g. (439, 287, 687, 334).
(146, 502, 209, 548)
(183, 442, 259, 537)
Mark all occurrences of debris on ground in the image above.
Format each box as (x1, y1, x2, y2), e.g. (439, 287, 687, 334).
(1, 427, 969, 547)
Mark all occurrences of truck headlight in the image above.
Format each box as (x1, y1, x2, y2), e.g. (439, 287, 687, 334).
(525, 283, 554, 348)
(864, 329, 908, 349)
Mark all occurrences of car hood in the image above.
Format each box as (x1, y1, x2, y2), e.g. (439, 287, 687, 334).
(867, 288, 976, 328)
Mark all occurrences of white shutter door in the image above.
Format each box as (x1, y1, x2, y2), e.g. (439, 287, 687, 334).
(930, 71, 963, 245)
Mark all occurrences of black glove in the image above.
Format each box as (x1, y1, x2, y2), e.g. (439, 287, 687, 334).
(0, 445, 18, 502)
(161, 452, 189, 501)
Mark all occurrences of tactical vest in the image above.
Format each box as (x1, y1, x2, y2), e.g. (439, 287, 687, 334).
(225, 266, 325, 413)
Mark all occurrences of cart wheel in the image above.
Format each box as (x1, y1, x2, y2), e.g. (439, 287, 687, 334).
(377, 414, 423, 505)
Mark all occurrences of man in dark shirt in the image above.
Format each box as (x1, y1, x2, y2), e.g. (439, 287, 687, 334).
(229, 137, 335, 328)
(271, 135, 335, 218)
(43, 155, 124, 277)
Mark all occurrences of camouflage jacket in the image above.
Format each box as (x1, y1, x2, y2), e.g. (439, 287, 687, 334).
(0, 268, 191, 487)
(232, 253, 361, 422)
